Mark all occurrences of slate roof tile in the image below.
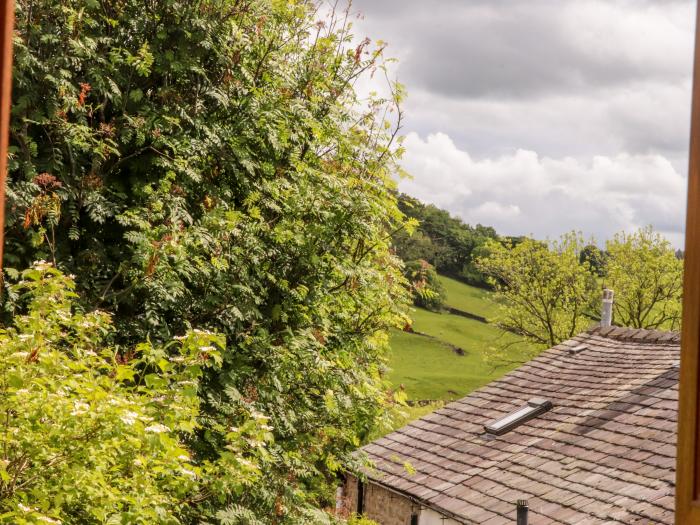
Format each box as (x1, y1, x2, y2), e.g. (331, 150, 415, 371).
(359, 326, 679, 524)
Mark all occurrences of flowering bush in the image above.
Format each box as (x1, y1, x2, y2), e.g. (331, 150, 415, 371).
(0, 263, 267, 523)
(8, 0, 409, 518)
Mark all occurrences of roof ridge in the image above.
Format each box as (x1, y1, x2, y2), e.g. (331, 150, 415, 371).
(587, 325, 680, 344)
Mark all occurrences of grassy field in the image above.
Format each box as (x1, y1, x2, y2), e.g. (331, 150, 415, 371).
(437, 274, 501, 320)
(382, 275, 539, 435)
(388, 313, 535, 401)
(410, 307, 514, 352)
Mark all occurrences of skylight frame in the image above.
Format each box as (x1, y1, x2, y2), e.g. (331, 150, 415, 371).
(568, 344, 588, 355)
(484, 398, 553, 436)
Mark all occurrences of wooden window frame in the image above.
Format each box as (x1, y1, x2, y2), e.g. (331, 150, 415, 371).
(0, 0, 698, 521)
(0, 0, 12, 267)
(677, 2, 700, 522)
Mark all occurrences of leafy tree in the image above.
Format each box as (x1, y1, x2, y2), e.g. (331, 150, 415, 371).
(404, 259, 446, 311)
(603, 226, 683, 330)
(579, 243, 605, 276)
(477, 233, 598, 347)
(392, 228, 439, 264)
(0, 263, 268, 524)
(8, 0, 408, 520)
(393, 194, 498, 286)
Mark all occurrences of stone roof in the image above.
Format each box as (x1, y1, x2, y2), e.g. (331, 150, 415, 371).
(361, 326, 679, 524)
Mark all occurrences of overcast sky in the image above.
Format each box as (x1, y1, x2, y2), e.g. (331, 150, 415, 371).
(351, 0, 696, 246)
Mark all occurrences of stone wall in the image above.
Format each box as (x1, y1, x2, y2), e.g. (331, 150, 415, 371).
(419, 507, 462, 525)
(343, 476, 421, 525)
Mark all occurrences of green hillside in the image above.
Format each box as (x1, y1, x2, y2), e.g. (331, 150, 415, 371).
(411, 307, 508, 351)
(437, 274, 501, 320)
(389, 329, 487, 401)
(388, 307, 536, 401)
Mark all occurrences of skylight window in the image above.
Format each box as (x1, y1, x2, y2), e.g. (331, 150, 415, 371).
(484, 398, 553, 436)
(568, 344, 587, 355)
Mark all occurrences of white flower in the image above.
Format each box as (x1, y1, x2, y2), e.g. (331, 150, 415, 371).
(38, 517, 62, 524)
(181, 468, 197, 478)
(70, 401, 90, 416)
(120, 411, 139, 425)
(251, 410, 268, 422)
(145, 423, 170, 434)
(177, 454, 191, 462)
(33, 260, 51, 270)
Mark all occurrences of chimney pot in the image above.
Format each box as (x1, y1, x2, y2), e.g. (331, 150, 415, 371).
(601, 288, 614, 328)
(517, 500, 529, 525)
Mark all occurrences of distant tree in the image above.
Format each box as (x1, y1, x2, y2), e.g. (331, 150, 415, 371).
(474, 224, 498, 238)
(392, 227, 442, 264)
(579, 244, 605, 276)
(477, 233, 598, 347)
(604, 226, 683, 330)
(394, 194, 498, 286)
(404, 259, 447, 311)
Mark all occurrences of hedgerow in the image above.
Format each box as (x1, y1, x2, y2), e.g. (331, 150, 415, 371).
(5, 0, 408, 521)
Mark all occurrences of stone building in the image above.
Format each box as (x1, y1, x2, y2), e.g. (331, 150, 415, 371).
(343, 326, 679, 524)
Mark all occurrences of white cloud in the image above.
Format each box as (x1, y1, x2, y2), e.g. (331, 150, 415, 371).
(354, 0, 693, 100)
(348, 1, 694, 245)
(399, 132, 686, 245)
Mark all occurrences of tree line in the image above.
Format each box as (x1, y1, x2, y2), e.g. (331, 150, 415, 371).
(392, 195, 683, 341)
(392, 193, 502, 311)
(392, 194, 498, 287)
(477, 226, 683, 350)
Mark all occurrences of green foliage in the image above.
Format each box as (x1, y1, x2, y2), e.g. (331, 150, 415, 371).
(0, 263, 267, 524)
(579, 244, 606, 276)
(477, 233, 598, 347)
(8, 0, 409, 520)
(604, 226, 683, 330)
(393, 194, 497, 286)
(476, 226, 684, 353)
(403, 259, 446, 311)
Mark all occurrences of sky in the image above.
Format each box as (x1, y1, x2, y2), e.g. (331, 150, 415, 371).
(350, 0, 696, 246)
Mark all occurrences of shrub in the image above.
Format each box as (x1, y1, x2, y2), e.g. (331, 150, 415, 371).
(404, 259, 446, 311)
(9, 0, 409, 518)
(0, 263, 266, 523)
